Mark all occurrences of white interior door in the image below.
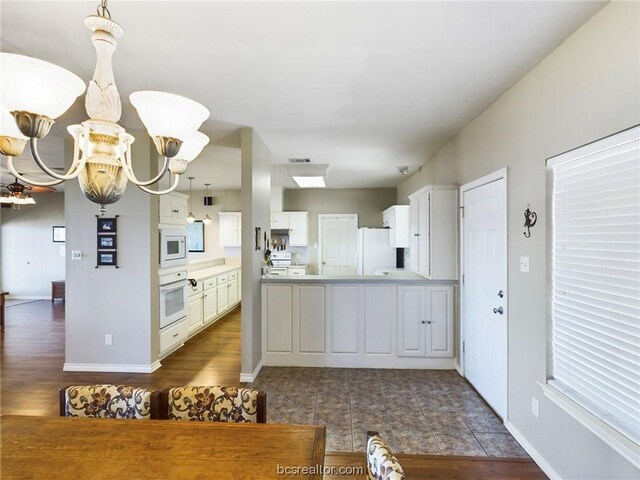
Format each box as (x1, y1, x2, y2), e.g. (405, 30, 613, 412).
(320, 215, 357, 275)
(462, 174, 507, 418)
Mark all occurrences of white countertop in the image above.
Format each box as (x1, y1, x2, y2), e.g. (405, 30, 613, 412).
(188, 264, 240, 281)
(262, 272, 457, 284)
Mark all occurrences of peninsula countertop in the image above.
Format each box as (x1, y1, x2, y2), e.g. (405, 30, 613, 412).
(262, 272, 458, 284)
(188, 264, 240, 281)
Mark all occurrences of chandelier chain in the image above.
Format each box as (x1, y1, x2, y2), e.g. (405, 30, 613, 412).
(97, 0, 111, 19)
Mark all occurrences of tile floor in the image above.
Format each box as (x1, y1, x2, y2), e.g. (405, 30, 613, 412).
(249, 367, 528, 458)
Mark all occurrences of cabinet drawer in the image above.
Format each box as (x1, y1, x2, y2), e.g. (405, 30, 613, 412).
(159, 318, 188, 354)
(203, 278, 217, 291)
(217, 274, 228, 285)
(288, 267, 306, 276)
(229, 270, 238, 280)
(188, 283, 203, 298)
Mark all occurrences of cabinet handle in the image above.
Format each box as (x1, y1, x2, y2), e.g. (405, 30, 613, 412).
(422, 320, 432, 324)
(172, 332, 179, 338)
(172, 209, 179, 213)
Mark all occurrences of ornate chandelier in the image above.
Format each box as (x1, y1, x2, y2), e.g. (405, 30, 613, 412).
(0, 0, 210, 215)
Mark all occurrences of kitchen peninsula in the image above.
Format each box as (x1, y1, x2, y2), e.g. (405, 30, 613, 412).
(262, 273, 457, 369)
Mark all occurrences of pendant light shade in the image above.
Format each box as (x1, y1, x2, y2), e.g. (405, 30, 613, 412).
(203, 214, 212, 225)
(129, 91, 209, 140)
(0, 53, 86, 119)
(175, 131, 210, 162)
(0, 110, 28, 140)
(187, 176, 196, 223)
(202, 183, 212, 224)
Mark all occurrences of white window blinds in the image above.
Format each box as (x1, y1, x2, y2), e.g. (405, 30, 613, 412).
(549, 126, 640, 444)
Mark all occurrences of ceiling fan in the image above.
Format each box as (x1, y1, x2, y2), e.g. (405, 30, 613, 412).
(0, 176, 56, 208)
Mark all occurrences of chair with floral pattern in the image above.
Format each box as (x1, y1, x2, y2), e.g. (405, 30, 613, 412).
(156, 386, 266, 423)
(366, 430, 406, 480)
(59, 385, 152, 419)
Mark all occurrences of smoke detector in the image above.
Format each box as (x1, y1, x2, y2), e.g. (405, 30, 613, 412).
(397, 166, 409, 176)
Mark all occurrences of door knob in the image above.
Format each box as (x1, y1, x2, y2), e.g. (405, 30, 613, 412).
(497, 290, 504, 298)
(322, 261, 326, 265)
(493, 307, 504, 315)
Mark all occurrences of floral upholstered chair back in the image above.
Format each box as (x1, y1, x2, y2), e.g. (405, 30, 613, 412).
(60, 385, 151, 419)
(366, 432, 406, 480)
(164, 386, 266, 423)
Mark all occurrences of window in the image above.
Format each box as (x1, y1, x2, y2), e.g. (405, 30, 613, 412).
(548, 126, 640, 449)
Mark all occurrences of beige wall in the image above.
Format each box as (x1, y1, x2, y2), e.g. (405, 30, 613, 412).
(397, 2, 640, 478)
(283, 188, 397, 273)
(1, 193, 65, 298)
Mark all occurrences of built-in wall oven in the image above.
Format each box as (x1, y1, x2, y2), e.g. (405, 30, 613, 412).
(159, 270, 188, 329)
(160, 228, 187, 269)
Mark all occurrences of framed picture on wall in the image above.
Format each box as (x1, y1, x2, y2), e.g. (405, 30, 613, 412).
(97, 234, 117, 250)
(52, 226, 66, 243)
(97, 251, 117, 266)
(97, 218, 117, 233)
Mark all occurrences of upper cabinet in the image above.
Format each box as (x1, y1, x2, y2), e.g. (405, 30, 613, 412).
(159, 192, 188, 225)
(408, 185, 458, 280)
(382, 205, 410, 248)
(270, 211, 309, 246)
(219, 212, 242, 247)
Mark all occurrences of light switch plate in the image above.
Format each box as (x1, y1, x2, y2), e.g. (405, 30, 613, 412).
(520, 256, 530, 273)
(71, 250, 82, 261)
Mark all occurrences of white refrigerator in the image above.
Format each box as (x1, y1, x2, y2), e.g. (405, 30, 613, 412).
(356, 228, 397, 275)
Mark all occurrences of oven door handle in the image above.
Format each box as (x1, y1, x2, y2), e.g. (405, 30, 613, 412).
(159, 279, 188, 292)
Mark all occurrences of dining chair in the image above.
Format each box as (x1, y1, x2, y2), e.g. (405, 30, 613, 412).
(366, 431, 406, 480)
(157, 386, 266, 423)
(59, 385, 152, 419)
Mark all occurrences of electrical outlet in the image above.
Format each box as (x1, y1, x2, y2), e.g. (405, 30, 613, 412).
(71, 250, 82, 261)
(520, 256, 530, 273)
(105, 334, 112, 346)
(532, 396, 539, 418)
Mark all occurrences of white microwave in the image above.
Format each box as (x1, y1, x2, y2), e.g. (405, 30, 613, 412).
(159, 228, 187, 269)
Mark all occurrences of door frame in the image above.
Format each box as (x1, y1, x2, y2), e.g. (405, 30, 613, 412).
(458, 168, 508, 406)
(317, 214, 358, 275)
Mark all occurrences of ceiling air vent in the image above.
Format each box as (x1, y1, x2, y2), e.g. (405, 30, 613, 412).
(288, 158, 311, 164)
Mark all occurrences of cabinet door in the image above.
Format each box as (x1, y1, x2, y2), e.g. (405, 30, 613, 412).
(364, 285, 395, 354)
(237, 271, 242, 301)
(217, 284, 229, 314)
(204, 290, 217, 322)
(271, 212, 290, 229)
(288, 212, 308, 246)
(382, 209, 392, 228)
(188, 296, 203, 332)
(264, 285, 293, 353)
(298, 285, 325, 353)
(159, 197, 176, 224)
(409, 198, 419, 272)
(417, 192, 430, 277)
(228, 280, 238, 305)
(219, 213, 241, 247)
(397, 286, 426, 357)
(425, 286, 454, 357)
(172, 196, 187, 224)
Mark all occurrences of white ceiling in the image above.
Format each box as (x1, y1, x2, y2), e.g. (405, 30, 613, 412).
(1, 1, 605, 191)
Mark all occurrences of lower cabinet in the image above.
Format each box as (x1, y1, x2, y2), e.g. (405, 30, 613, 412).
(398, 285, 454, 357)
(203, 288, 217, 323)
(228, 280, 238, 305)
(217, 284, 229, 314)
(262, 282, 455, 368)
(188, 295, 204, 334)
(159, 317, 189, 357)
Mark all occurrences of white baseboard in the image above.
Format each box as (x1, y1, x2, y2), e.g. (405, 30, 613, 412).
(63, 361, 162, 373)
(239, 359, 263, 383)
(505, 420, 561, 480)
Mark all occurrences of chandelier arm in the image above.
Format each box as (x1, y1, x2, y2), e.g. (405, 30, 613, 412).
(6, 156, 66, 187)
(121, 152, 170, 187)
(135, 173, 180, 195)
(29, 138, 87, 181)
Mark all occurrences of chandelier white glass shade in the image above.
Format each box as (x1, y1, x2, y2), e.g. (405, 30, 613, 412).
(0, 2, 210, 215)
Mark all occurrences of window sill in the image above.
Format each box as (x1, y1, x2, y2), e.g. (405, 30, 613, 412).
(540, 382, 640, 469)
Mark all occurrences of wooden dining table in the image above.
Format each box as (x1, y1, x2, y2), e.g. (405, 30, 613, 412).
(1, 415, 326, 479)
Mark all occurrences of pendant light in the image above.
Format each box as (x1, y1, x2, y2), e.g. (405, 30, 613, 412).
(186, 176, 196, 223)
(203, 183, 212, 225)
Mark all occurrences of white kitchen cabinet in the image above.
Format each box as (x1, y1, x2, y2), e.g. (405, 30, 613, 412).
(228, 279, 238, 306)
(219, 212, 242, 247)
(288, 212, 308, 246)
(264, 285, 293, 353)
(159, 317, 188, 358)
(398, 285, 454, 358)
(271, 212, 290, 229)
(269, 211, 309, 246)
(217, 284, 229, 314)
(298, 285, 325, 353)
(159, 192, 188, 225)
(382, 206, 410, 248)
(408, 185, 458, 280)
(329, 285, 360, 354)
(203, 289, 217, 323)
(364, 285, 395, 355)
(188, 296, 204, 334)
(287, 266, 307, 276)
(237, 271, 242, 301)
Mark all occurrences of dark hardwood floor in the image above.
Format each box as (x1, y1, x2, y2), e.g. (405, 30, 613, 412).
(0, 300, 242, 416)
